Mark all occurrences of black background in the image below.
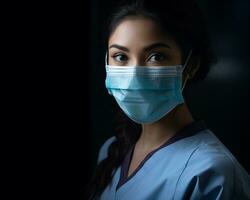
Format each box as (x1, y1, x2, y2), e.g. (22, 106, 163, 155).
(7, 0, 250, 199)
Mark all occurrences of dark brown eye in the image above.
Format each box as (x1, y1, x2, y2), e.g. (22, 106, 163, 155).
(148, 53, 166, 62)
(112, 54, 128, 62)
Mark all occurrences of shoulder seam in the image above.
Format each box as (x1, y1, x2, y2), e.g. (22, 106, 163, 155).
(173, 144, 201, 200)
(173, 140, 236, 199)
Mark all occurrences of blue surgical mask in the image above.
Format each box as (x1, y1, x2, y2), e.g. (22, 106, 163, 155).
(105, 50, 192, 124)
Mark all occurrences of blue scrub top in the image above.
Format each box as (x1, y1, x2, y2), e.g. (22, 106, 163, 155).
(96, 120, 250, 200)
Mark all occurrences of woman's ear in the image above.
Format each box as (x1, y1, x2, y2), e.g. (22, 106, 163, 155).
(187, 56, 201, 79)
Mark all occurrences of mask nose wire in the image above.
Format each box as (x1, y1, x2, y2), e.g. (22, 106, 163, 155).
(181, 49, 193, 92)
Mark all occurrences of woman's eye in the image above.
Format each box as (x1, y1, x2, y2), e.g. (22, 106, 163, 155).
(148, 53, 166, 62)
(111, 54, 128, 62)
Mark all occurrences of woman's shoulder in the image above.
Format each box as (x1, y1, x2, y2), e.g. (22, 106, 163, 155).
(187, 135, 236, 175)
(193, 130, 248, 170)
(174, 130, 250, 199)
(188, 129, 247, 177)
(97, 136, 117, 164)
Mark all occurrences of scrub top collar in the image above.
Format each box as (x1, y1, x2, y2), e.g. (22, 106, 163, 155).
(116, 119, 207, 191)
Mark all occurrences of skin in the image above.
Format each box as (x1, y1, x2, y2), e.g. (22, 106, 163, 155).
(108, 16, 196, 177)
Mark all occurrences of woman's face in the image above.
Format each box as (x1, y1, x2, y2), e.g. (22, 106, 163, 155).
(108, 16, 182, 67)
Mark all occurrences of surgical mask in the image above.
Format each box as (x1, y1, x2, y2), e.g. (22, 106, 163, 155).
(105, 50, 192, 124)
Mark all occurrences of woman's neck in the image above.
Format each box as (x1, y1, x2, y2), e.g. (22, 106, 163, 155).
(137, 103, 194, 152)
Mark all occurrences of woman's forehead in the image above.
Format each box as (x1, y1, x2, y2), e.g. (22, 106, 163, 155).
(108, 17, 177, 49)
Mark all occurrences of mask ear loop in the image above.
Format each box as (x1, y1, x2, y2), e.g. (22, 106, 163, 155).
(181, 49, 193, 92)
(105, 51, 112, 95)
(105, 51, 108, 66)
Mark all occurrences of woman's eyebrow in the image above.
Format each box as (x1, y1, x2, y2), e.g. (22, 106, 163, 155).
(109, 44, 129, 52)
(143, 43, 171, 51)
(109, 42, 170, 52)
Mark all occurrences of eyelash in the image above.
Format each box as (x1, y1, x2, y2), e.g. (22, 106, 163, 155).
(111, 52, 167, 63)
(111, 53, 128, 62)
(148, 53, 167, 63)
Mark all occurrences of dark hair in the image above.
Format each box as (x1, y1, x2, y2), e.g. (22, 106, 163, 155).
(86, 0, 216, 199)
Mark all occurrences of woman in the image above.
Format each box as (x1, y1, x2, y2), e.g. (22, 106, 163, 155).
(87, 0, 250, 199)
